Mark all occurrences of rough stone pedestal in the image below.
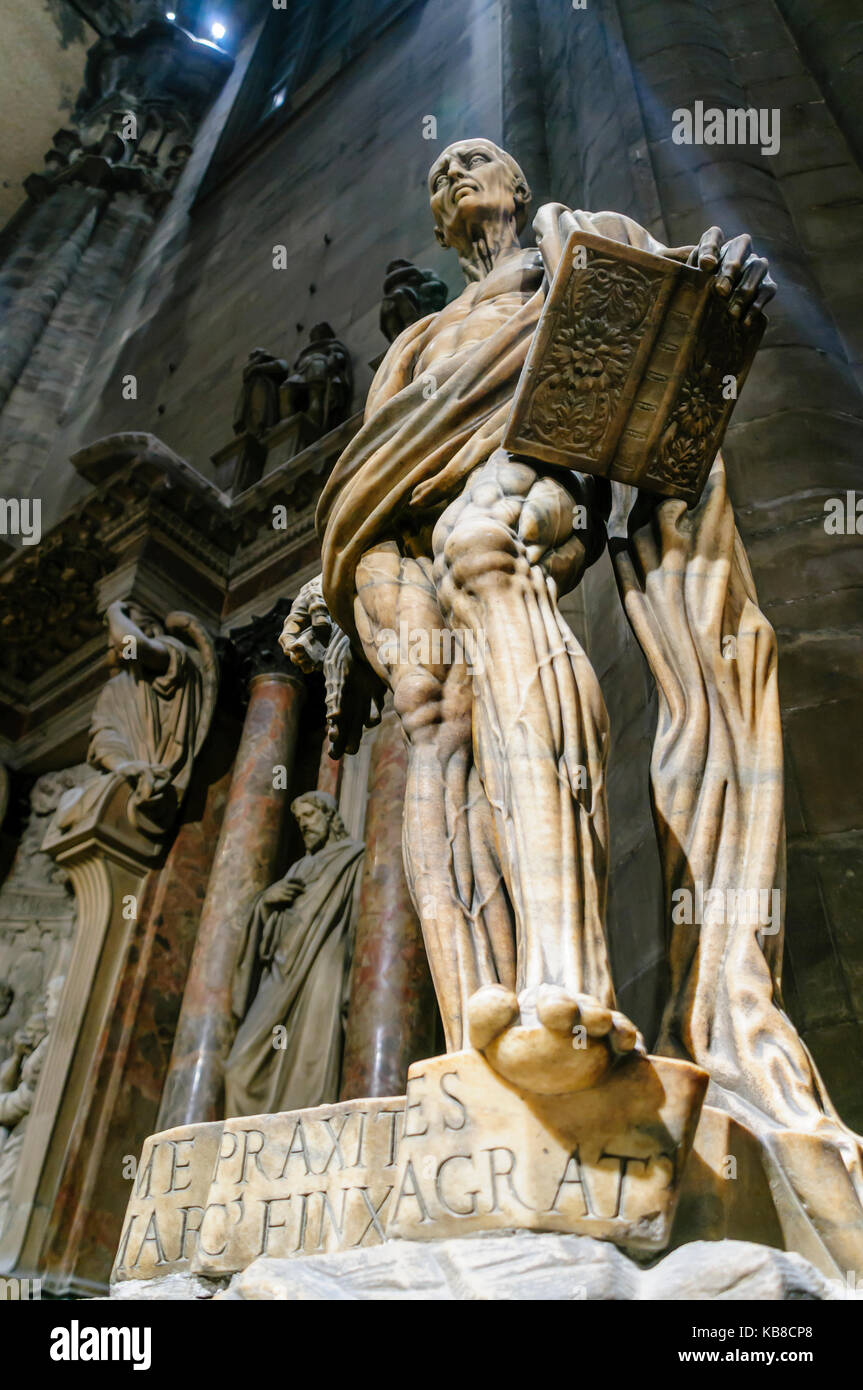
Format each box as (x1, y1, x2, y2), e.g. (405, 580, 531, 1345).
(109, 1231, 846, 1301)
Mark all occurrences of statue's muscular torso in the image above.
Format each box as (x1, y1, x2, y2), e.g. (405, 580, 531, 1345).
(411, 247, 543, 380)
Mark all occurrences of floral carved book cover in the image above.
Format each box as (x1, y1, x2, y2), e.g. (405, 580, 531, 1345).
(503, 230, 766, 505)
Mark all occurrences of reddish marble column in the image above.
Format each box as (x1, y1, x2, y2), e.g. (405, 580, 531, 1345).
(158, 671, 305, 1128)
(340, 706, 437, 1100)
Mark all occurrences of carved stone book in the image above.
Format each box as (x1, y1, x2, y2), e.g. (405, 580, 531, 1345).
(503, 230, 765, 504)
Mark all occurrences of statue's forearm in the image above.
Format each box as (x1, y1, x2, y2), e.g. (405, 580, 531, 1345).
(0, 1081, 32, 1126)
(105, 602, 170, 673)
(0, 1055, 19, 1090)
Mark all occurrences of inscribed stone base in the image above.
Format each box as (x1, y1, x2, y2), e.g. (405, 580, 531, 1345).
(112, 1120, 225, 1283)
(191, 1096, 406, 1275)
(112, 1096, 408, 1283)
(117, 1051, 863, 1292)
(385, 1049, 707, 1252)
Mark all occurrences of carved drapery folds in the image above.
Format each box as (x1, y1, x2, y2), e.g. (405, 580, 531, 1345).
(225, 791, 364, 1117)
(47, 599, 218, 850)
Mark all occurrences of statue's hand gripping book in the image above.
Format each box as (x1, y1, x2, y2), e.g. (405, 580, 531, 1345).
(503, 230, 765, 505)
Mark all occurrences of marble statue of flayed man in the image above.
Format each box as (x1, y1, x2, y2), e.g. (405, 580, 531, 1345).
(225, 792, 364, 1117)
(281, 139, 863, 1258)
(51, 599, 217, 841)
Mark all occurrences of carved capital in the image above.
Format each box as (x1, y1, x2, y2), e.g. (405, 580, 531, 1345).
(223, 601, 306, 690)
(25, 19, 233, 209)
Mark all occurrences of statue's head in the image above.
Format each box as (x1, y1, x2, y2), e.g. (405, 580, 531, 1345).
(291, 790, 348, 853)
(428, 138, 531, 251)
(29, 767, 81, 817)
(125, 603, 164, 641)
(308, 323, 335, 343)
(14, 1008, 48, 1055)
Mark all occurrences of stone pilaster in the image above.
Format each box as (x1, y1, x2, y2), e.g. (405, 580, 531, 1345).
(0, 777, 160, 1280)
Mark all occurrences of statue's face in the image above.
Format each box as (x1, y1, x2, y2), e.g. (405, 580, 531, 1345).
(428, 139, 520, 247)
(126, 604, 163, 640)
(294, 801, 330, 853)
(15, 1012, 47, 1053)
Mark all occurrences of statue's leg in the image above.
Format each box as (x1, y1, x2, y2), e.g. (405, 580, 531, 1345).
(610, 457, 863, 1234)
(354, 543, 515, 1051)
(433, 450, 628, 1048)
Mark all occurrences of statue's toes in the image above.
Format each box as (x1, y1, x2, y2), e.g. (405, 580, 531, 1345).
(608, 1011, 644, 1056)
(536, 985, 580, 1033)
(574, 995, 615, 1038)
(468, 984, 520, 1051)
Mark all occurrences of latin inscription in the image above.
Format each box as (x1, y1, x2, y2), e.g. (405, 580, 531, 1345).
(385, 1052, 695, 1250)
(113, 1050, 703, 1280)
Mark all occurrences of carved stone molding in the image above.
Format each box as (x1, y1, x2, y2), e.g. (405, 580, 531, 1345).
(0, 779, 153, 1276)
(25, 19, 233, 211)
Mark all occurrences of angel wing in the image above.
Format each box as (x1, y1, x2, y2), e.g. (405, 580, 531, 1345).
(164, 611, 219, 759)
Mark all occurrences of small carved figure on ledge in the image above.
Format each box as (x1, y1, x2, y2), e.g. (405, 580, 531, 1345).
(224, 792, 364, 1118)
(52, 600, 217, 842)
(232, 347, 290, 440)
(379, 258, 449, 342)
(280, 576, 385, 759)
(281, 322, 352, 436)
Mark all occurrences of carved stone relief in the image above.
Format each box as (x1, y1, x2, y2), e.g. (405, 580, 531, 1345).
(0, 768, 89, 1056)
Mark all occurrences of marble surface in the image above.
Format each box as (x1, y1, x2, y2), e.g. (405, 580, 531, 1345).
(158, 673, 305, 1130)
(340, 706, 437, 1100)
(111, 1232, 844, 1302)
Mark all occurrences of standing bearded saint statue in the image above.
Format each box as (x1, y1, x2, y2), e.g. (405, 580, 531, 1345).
(225, 792, 364, 1117)
(281, 140, 863, 1263)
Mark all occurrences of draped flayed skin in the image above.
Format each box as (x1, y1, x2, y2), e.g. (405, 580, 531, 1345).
(610, 462, 863, 1188)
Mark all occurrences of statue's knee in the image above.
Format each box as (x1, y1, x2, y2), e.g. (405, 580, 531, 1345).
(394, 669, 444, 741)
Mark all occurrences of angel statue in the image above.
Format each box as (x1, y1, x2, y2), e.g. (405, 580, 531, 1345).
(51, 599, 218, 842)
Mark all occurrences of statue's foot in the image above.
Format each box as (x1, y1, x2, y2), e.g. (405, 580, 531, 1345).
(467, 983, 645, 1095)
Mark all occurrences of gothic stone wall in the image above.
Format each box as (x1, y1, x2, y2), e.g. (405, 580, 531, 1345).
(37, 0, 505, 527)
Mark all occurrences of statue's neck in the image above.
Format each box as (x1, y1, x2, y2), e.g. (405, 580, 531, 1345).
(456, 218, 523, 282)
